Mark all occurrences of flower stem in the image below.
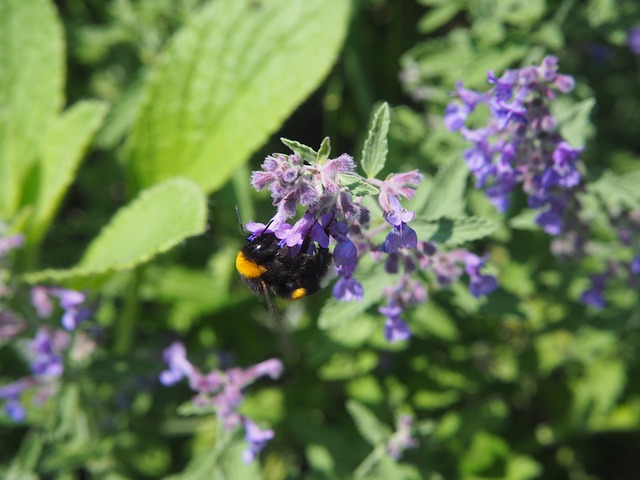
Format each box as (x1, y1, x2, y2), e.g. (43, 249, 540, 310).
(113, 267, 142, 356)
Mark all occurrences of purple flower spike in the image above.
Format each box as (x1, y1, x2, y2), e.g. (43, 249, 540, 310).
(631, 256, 640, 275)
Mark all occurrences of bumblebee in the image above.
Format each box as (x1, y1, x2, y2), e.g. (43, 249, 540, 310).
(236, 224, 334, 301)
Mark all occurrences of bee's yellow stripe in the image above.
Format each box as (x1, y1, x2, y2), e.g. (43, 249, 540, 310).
(236, 251, 267, 278)
(290, 288, 307, 300)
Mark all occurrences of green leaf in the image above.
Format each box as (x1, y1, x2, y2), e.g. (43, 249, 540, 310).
(590, 170, 640, 209)
(421, 157, 468, 218)
(23, 178, 207, 282)
(0, 0, 64, 217)
(361, 102, 390, 178)
(318, 260, 388, 330)
(555, 97, 596, 148)
(346, 400, 391, 446)
(125, 0, 349, 194)
(411, 216, 499, 246)
(26, 101, 108, 247)
(418, 3, 463, 34)
(459, 431, 509, 475)
(281, 138, 317, 164)
(317, 136, 332, 164)
(339, 173, 381, 197)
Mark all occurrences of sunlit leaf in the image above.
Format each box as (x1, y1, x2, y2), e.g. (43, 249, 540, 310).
(0, 0, 64, 217)
(361, 102, 390, 179)
(125, 0, 349, 194)
(23, 178, 207, 282)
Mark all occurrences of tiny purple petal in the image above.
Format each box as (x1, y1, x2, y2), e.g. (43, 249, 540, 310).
(31, 286, 54, 318)
(383, 315, 411, 343)
(332, 276, 364, 301)
(469, 274, 498, 298)
(242, 419, 275, 464)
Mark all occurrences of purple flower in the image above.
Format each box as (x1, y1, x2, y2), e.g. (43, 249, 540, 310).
(332, 275, 363, 302)
(581, 274, 607, 309)
(631, 256, 640, 275)
(159, 342, 283, 463)
(0, 379, 33, 421)
(388, 414, 419, 460)
(242, 419, 275, 464)
(381, 307, 411, 342)
(32, 287, 93, 330)
(28, 327, 67, 377)
(159, 341, 195, 386)
(463, 253, 498, 297)
(629, 26, 640, 56)
(446, 56, 583, 237)
(383, 223, 418, 253)
(0, 234, 24, 257)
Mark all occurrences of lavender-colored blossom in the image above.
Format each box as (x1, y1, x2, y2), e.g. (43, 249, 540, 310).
(631, 256, 640, 275)
(446, 56, 583, 235)
(581, 274, 607, 309)
(159, 342, 283, 463)
(463, 253, 499, 298)
(0, 310, 25, 340)
(242, 419, 275, 464)
(380, 304, 411, 342)
(383, 223, 418, 253)
(332, 274, 363, 302)
(247, 139, 497, 342)
(159, 341, 196, 386)
(29, 327, 67, 377)
(629, 26, 640, 56)
(388, 414, 419, 460)
(0, 379, 33, 421)
(0, 234, 24, 257)
(30, 287, 93, 330)
(0, 327, 73, 421)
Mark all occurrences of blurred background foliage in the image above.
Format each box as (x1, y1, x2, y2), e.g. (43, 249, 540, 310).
(2, 0, 640, 479)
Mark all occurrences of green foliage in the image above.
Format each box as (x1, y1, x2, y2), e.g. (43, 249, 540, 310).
(0, 0, 64, 218)
(361, 102, 391, 179)
(124, 0, 350, 194)
(3, 0, 640, 479)
(24, 178, 207, 282)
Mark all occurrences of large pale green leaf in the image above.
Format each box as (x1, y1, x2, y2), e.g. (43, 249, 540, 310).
(0, 0, 64, 217)
(125, 0, 350, 194)
(412, 215, 498, 246)
(23, 178, 207, 283)
(26, 101, 108, 247)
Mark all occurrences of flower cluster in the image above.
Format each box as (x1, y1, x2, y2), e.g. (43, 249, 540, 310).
(0, 326, 96, 421)
(159, 342, 283, 463)
(31, 286, 92, 330)
(445, 55, 582, 235)
(444, 56, 640, 309)
(248, 140, 498, 342)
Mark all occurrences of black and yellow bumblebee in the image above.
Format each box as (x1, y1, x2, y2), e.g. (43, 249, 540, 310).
(235, 222, 334, 303)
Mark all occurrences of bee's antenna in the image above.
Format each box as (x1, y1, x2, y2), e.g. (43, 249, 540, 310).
(235, 205, 247, 234)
